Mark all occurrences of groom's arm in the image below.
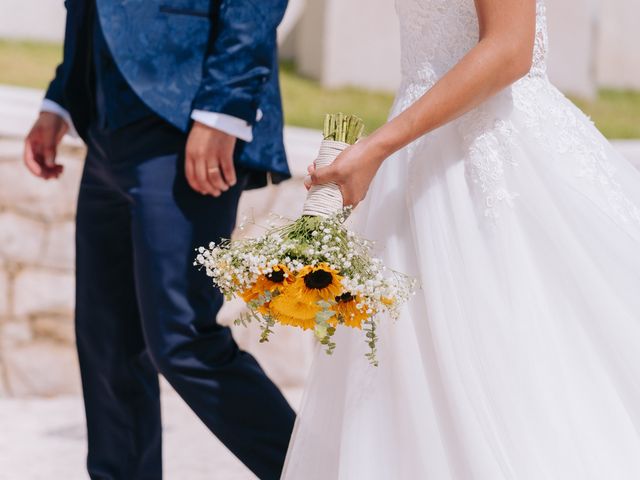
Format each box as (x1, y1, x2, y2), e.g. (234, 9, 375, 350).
(185, 0, 288, 196)
(192, 0, 287, 127)
(24, 23, 78, 182)
(41, 0, 78, 138)
(41, 67, 78, 138)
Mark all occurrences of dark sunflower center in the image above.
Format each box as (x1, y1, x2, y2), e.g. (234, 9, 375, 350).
(303, 269, 333, 289)
(335, 292, 354, 303)
(266, 269, 285, 283)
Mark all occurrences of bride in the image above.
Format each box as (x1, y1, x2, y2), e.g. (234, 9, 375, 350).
(283, 0, 640, 478)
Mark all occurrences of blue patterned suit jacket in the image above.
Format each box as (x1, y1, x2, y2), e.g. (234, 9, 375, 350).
(46, 0, 291, 186)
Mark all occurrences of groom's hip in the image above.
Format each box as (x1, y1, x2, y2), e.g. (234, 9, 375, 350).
(80, 114, 250, 203)
(76, 114, 249, 341)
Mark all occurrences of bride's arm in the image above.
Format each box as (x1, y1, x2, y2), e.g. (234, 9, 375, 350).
(309, 0, 536, 207)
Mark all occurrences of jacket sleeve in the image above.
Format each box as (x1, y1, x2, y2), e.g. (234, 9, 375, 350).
(45, 1, 69, 108)
(44, 63, 67, 108)
(192, 0, 288, 125)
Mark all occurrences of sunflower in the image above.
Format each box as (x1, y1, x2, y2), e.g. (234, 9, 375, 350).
(288, 263, 343, 303)
(269, 288, 320, 330)
(240, 265, 293, 303)
(331, 292, 369, 329)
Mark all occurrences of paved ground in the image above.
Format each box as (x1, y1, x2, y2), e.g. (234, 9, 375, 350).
(0, 386, 304, 480)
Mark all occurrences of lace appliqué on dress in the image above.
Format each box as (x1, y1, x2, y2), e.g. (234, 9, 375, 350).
(513, 78, 640, 225)
(460, 109, 519, 220)
(393, 0, 639, 225)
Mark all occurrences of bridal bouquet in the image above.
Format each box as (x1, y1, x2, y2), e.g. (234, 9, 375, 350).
(195, 114, 416, 364)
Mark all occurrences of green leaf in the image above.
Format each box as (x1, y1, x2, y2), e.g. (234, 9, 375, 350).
(314, 323, 328, 340)
(316, 309, 336, 323)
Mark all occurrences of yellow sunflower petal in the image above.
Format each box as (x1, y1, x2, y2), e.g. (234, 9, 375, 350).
(269, 289, 320, 330)
(273, 312, 317, 330)
(239, 265, 294, 304)
(332, 296, 370, 329)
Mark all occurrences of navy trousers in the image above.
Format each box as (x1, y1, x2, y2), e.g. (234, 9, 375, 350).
(75, 116, 295, 480)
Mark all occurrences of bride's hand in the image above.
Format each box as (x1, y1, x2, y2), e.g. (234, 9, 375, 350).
(304, 140, 384, 208)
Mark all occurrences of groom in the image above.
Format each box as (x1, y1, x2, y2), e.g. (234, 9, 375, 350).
(23, 0, 294, 479)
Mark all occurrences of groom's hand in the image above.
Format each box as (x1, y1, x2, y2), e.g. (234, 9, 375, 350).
(185, 121, 237, 197)
(23, 112, 68, 180)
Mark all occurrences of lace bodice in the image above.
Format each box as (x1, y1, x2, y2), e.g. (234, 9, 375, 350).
(394, 0, 639, 225)
(396, 0, 548, 88)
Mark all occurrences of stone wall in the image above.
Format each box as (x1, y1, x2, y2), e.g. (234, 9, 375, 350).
(0, 133, 319, 397)
(0, 86, 320, 397)
(0, 137, 83, 396)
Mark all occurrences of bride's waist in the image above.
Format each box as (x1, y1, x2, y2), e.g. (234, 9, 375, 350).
(397, 68, 550, 102)
(399, 60, 443, 88)
(393, 72, 553, 124)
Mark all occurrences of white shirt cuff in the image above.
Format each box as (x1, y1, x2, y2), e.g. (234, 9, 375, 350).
(40, 101, 260, 143)
(40, 99, 79, 138)
(191, 110, 255, 143)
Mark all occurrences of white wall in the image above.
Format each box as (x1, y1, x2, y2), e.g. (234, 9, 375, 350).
(294, 0, 639, 96)
(0, 0, 66, 42)
(321, 0, 401, 91)
(294, 0, 603, 96)
(292, 0, 327, 80)
(595, 0, 640, 90)
(1, 0, 639, 93)
(295, 0, 401, 91)
(545, 0, 599, 98)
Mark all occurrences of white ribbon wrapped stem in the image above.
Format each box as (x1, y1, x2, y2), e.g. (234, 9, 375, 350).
(302, 139, 349, 217)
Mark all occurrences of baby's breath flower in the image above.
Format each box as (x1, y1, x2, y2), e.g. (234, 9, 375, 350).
(193, 207, 417, 365)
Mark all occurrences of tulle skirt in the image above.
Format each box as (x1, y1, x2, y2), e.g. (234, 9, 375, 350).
(282, 76, 640, 479)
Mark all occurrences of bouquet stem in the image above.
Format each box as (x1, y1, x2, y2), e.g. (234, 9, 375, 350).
(302, 114, 365, 218)
(323, 112, 365, 144)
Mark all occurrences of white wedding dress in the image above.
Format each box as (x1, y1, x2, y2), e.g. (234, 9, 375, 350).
(282, 0, 640, 478)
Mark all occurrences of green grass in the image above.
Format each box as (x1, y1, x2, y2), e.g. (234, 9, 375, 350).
(279, 61, 394, 133)
(1, 39, 638, 138)
(571, 89, 640, 139)
(0, 39, 63, 89)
